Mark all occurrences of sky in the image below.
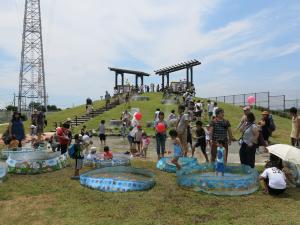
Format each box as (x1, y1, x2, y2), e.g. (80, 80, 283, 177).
(0, 0, 299, 108)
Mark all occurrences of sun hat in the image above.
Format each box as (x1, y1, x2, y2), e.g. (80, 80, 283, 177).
(262, 111, 269, 115)
(243, 106, 251, 111)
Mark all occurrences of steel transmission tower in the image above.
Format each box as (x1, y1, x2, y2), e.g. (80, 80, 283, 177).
(18, 0, 47, 111)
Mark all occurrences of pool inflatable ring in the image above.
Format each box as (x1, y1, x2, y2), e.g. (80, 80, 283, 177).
(80, 166, 155, 192)
(0, 147, 47, 160)
(156, 157, 198, 173)
(177, 163, 259, 196)
(6, 151, 68, 174)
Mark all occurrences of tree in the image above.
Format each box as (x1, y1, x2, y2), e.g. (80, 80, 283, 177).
(6, 105, 18, 111)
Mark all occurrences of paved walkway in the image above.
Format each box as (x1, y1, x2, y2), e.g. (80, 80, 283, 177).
(90, 136, 270, 165)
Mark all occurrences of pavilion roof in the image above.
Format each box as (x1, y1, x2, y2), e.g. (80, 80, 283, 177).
(154, 59, 201, 75)
(109, 67, 150, 76)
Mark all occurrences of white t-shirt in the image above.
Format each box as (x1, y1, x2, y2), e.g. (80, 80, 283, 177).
(261, 167, 286, 189)
(82, 134, 90, 144)
(154, 111, 160, 121)
(212, 106, 218, 117)
(208, 103, 214, 113)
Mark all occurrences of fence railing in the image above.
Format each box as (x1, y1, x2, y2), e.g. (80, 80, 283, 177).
(207, 91, 300, 116)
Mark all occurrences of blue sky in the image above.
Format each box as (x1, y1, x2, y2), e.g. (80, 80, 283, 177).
(0, 0, 299, 108)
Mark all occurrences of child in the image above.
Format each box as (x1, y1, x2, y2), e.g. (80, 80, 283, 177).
(187, 123, 193, 151)
(87, 147, 97, 161)
(154, 112, 168, 160)
(134, 125, 143, 154)
(8, 135, 19, 150)
(169, 129, 182, 170)
(192, 121, 209, 162)
(141, 132, 150, 158)
(260, 159, 286, 195)
(103, 146, 113, 160)
(216, 140, 225, 176)
(99, 120, 106, 145)
(120, 122, 127, 142)
(72, 134, 84, 180)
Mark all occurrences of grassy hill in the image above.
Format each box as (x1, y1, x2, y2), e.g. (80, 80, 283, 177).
(0, 100, 105, 134)
(75, 93, 291, 144)
(0, 93, 292, 144)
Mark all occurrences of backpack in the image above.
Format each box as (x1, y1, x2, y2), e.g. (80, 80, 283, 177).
(68, 144, 76, 159)
(268, 115, 276, 133)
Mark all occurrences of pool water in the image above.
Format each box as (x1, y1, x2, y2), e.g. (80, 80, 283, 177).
(89, 172, 149, 181)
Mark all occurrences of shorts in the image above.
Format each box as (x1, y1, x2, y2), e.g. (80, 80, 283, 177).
(99, 134, 106, 141)
(75, 158, 83, 170)
(216, 162, 224, 173)
(127, 135, 134, 143)
(194, 141, 206, 154)
(208, 112, 213, 117)
(134, 141, 141, 144)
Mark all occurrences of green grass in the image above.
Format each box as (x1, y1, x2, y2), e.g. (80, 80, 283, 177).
(0, 160, 299, 225)
(0, 100, 105, 134)
(77, 93, 291, 144)
(74, 93, 179, 136)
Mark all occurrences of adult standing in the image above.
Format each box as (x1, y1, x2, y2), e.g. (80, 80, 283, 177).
(207, 100, 214, 121)
(239, 112, 259, 168)
(57, 123, 70, 155)
(31, 109, 38, 126)
(86, 98, 93, 114)
(209, 108, 233, 163)
(105, 91, 111, 111)
(237, 106, 251, 131)
(259, 111, 272, 145)
(289, 107, 300, 147)
(176, 105, 189, 156)
(36, 107, 46, 141)
(8, 111, 25, 147)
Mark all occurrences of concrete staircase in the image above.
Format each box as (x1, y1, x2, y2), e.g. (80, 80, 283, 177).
(69, 101, 119, 127)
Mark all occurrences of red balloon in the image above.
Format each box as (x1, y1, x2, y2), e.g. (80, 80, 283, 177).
(156, 122, 166, 133)
(134, 112, 142, 121)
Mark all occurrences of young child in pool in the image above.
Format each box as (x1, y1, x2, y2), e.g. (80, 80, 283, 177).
(103, 146, 113, 160)
(216, 140, 225, 176)
(169, 129, 182, 170)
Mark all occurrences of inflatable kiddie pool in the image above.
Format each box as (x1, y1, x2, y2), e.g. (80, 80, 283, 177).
(0, 162, 7, 183)
(177, 163, 259, 196)
(80, 166, 155, 192)
(0, 147, 47, 160)
(156, 157, 198, 173)
(6, 151, 68, 174)
(84, 153, 131, 168)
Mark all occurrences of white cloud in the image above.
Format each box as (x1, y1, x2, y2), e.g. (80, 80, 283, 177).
(0, 0, 299, 107)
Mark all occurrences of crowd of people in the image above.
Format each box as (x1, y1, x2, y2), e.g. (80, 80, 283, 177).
(1, 92, 300, 195)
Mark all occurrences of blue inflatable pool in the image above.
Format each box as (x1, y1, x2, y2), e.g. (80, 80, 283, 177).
(177, 163, 259, 196)
(80, 166, 155, 192)
(0, 162, 7, 183)
(156, 157, 198, 173)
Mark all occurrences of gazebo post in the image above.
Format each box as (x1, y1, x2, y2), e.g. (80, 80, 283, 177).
(121, 73, 124, 93)
(135, 75, 138, 89)
(166, 73, 169, 87)
(141, 75, 144, 86)
(115, 72, 118, 89)
(162, 74, 165, 89)
(190, 67, 193, 86)
(186, 68, 189, 89)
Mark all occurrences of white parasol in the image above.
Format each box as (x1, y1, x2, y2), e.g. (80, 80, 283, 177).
(267, 144, 300, 165)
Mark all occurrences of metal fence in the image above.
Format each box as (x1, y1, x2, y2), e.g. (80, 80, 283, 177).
(207, 92, 299, 113)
